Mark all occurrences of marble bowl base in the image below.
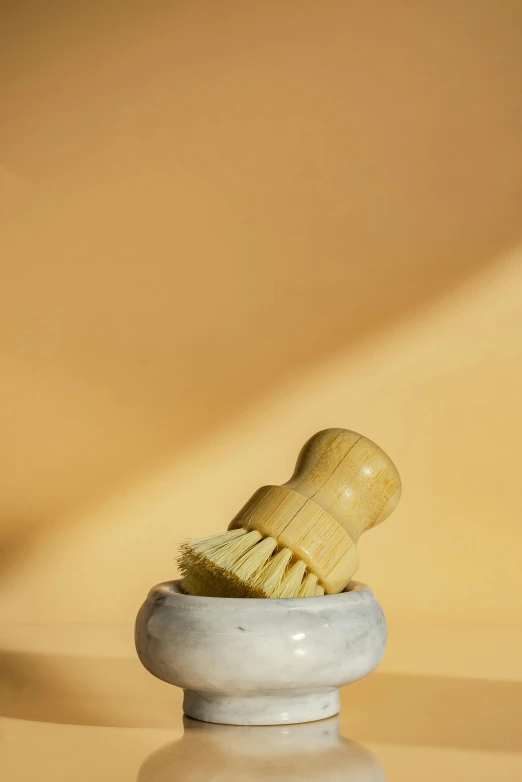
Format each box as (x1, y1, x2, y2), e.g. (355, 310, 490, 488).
(183, 688, 340, 726)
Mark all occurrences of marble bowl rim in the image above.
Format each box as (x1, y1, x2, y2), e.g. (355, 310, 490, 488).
(147, 579, 374, 609)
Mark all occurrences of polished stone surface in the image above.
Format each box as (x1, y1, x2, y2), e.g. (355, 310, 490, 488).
(135, 580, 387, 724)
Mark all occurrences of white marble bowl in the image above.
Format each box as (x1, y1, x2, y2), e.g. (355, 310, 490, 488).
(135, 580, 386, 726)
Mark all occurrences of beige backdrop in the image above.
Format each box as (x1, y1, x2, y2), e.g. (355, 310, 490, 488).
(1, 0, 522, 628)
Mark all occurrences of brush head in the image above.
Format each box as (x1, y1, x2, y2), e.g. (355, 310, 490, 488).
(179, 428, 401, 598)
(179, 529, 325, 598)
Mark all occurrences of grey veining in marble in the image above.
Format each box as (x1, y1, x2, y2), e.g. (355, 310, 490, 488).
(135, 580, 387, 725)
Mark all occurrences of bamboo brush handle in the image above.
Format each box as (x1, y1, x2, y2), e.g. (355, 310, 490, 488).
(229, 428, 401, 594)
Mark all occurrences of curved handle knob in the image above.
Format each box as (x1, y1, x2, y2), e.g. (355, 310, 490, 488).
(284, 428, 401, 542)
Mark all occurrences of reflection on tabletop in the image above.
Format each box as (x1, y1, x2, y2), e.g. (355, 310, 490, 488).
(137, 715, 385, 782)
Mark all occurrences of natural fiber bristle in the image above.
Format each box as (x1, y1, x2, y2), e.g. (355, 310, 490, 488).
(179, 529, 274, 597)
(274, 560, 307, 598)
(231, 536, 279, 583)
(178, 528, 325, 599)
(298, 572, 319, 597)
(250, 547, 293, 597)
(188, 527, 247, 552)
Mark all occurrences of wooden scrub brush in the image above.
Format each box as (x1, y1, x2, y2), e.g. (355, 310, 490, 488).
(178, 428, 401, 598)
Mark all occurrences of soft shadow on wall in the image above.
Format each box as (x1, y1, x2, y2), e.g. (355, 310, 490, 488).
(2, 248, 522, 625)
(1, 1, 522, 617)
